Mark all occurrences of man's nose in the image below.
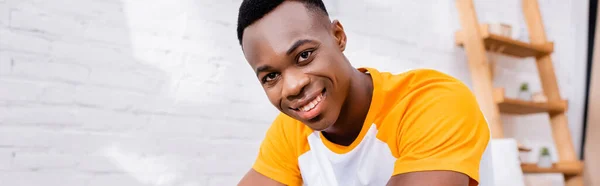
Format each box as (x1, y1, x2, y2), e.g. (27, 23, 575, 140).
(281, 69, 310, 100)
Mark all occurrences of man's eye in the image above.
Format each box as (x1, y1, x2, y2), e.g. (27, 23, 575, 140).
(262, 72, 280, 83)
(298, 51, 312, 62)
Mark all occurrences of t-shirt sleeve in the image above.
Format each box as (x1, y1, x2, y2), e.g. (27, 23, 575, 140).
(252, 114, 303, 186)
(392, 77, 491, 183)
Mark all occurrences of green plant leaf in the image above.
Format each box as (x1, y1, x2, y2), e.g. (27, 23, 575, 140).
(540, 147, 550, 156)
(520, 82, 529, 91)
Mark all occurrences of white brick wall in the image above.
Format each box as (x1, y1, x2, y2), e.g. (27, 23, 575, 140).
(0, 0, 589, 185)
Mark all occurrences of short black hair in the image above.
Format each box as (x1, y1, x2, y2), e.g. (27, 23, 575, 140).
(236, 0, 329, 46)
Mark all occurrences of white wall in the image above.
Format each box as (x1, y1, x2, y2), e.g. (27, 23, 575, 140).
(0, 0, 589, 185)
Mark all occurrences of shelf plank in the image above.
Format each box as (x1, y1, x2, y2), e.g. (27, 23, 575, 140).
(455, 24, 554, 58)
(493, 88, 567, 115)
(521, 161, 583, 176)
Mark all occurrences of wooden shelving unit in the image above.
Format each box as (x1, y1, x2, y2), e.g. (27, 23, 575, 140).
(521, 161, 584, 176)
(454, 0, 584, 185)
(493, 88, 567, 115)
(455, 24, 554, 58)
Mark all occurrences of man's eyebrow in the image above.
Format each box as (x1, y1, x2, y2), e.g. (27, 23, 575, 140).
(286, 39, 315, 55)
(255, 65, 273, 77)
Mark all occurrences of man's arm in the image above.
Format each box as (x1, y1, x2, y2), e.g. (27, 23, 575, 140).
(388, 70, 490, 186)
(237, 114, 303, 186)
(386, 171, 470, 186)
(238, 169, 286, 186)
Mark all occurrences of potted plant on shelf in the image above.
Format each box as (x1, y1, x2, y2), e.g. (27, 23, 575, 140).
(518, 82, 531, 101)
(537, 147, 553, 168)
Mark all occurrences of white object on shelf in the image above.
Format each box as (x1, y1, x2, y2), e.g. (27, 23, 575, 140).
(537, 147, 553, 168)
(537, 155, 553, 168)
(518, 91, 531, 101)
(489, 23, 512, 38)
(490, 138, 526, 186)
(532, 92, 547, 102)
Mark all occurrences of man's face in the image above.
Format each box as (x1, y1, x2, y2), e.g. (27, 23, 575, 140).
(241, 2, 351, 131)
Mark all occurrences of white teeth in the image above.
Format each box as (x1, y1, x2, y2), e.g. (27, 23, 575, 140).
(298, 94, 323, 112)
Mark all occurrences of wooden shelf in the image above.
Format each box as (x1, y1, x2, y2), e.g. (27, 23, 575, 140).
(493, 88, 567, 115)
(455, 24, 554, 58)
(521, 161, 583, 176)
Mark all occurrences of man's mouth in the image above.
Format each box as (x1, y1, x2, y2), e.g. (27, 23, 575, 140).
(291, 89, 326, 120)
(298, 92, 323, 112)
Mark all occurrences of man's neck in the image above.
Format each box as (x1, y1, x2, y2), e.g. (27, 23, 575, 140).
(322, 68, 373, 146)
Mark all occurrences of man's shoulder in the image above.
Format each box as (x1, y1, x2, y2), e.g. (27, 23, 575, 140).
(381, 68, 465, 87)
(397, 68, 471, 96)
(258, 113, 313, 159)
(373, 68, 477, 127)
(365, 68, 463, 121)
(266, 112, 313, 140)
(376, 68, 471, 104)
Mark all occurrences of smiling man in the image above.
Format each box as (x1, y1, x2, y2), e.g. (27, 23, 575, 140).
(236, 1, 491, 186)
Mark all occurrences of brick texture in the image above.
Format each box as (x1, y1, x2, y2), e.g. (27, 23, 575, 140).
(0, 0, 589, 185)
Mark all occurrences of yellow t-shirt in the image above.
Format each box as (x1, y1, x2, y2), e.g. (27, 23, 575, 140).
(252, 67, 491, 186)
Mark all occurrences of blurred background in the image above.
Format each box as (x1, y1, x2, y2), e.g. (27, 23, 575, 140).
(0, 0, 598, 185)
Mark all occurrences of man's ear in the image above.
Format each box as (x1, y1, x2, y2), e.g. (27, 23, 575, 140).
(331, 20, 347, 51)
